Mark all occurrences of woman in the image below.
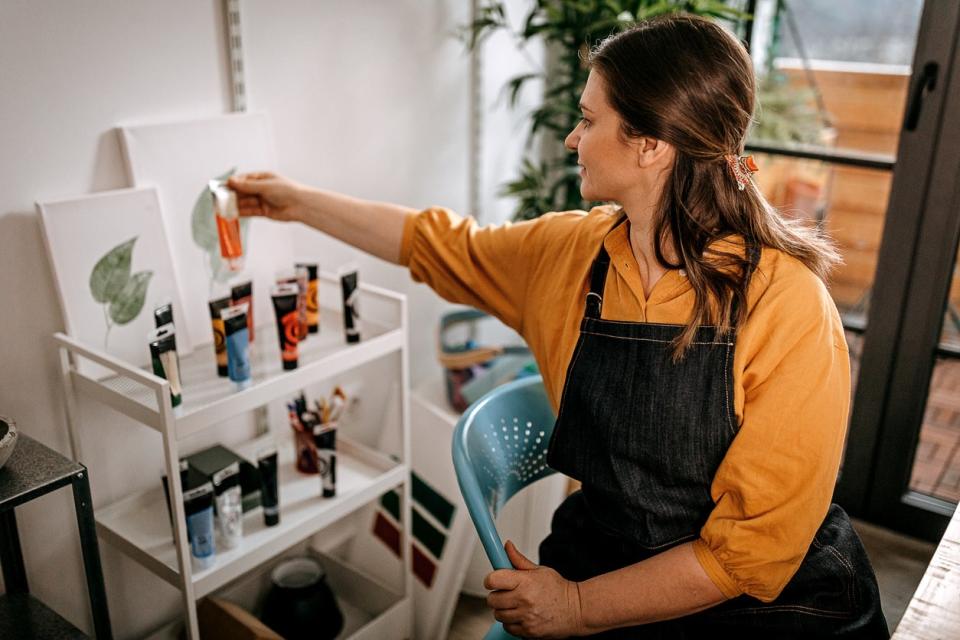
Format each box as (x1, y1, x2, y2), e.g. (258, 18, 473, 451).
(231, 14, 887, 639)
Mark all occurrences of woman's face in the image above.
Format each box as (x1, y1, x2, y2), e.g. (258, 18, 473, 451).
(565, 70, 648, 203)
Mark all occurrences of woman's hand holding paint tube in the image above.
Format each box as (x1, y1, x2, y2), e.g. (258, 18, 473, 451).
(229, 173, 306, 223)
(229, 172, 414, 265)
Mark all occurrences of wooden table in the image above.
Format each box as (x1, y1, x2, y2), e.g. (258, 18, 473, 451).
(892, 504, 960, 638)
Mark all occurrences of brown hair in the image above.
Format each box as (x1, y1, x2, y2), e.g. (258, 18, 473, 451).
(588, 14, 842, 360)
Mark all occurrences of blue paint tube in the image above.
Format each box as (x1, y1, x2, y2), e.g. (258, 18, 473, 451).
(220, 303, 252, 390)
(184, 482, 216, 571)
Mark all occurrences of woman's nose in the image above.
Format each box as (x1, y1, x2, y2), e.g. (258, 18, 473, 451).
(564, 129, 578, 151)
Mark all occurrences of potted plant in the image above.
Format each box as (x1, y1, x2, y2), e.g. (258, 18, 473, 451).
(465, 0, 748, 221)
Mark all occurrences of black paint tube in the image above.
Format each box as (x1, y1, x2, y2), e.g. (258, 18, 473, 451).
(154, 301, 173, 328)
(230, 280, 254, 344)
(312, 424, 337, 498)
(339, 264, 360, 344)
(148, 324, 182, 407)
(208, 295, 231, 377)
(257, 447, 280, 527)
(271, 283, 300, 371)
(295, 262, 319, 334)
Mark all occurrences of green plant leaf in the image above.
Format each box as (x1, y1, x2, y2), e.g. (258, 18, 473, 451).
(108, 270, 153, 325)
(90, 237, 136, 304)
(191, 167, 237, 254)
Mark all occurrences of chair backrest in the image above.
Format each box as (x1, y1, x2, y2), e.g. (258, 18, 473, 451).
(452, 375, 557, 570)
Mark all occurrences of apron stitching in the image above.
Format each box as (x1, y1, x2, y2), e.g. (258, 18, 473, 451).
(812, 537, 857, 613)
(580, 330, 732, 346)
(711, 604, 853, 619)
(723, 343, 737, 437)
(553, 333, 590, 447)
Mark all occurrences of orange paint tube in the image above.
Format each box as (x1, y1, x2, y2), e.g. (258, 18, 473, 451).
(209, 180, 244, 272)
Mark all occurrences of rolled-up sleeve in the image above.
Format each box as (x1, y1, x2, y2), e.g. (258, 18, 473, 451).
(399, 206, 555, 333)
(693, 262, 851, 602)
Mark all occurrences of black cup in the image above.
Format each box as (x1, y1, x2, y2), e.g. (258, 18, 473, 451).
(260, 557, 344, 640)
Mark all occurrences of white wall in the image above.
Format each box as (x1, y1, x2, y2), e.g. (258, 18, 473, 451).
(0, 1, 540, 637)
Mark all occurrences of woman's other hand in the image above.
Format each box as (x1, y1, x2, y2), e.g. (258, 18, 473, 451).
(228, 172, 304, 223)
(484, 540, 585, 638)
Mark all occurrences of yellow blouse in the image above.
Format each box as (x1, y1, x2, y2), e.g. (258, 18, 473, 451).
(399, 205, 851, 603)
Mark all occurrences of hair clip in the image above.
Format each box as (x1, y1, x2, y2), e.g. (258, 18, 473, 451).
(724, 154, 759, 191)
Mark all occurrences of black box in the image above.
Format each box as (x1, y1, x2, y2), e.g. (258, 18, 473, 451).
(187, 445, 262, 513)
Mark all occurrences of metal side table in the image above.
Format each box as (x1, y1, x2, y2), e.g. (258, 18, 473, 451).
(0, 434, 112, 639)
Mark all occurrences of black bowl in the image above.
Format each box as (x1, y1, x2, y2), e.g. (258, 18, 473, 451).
(261, 557, 344, 640)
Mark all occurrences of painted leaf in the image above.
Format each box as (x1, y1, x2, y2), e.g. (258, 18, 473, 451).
(108, 270, 153, 325)
(90, 237, 136, 304)
(191, 167, 237, 253)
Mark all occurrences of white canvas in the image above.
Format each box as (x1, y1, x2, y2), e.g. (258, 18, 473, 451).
(38, 187, 189, 379)
(118, 113, 293, 349)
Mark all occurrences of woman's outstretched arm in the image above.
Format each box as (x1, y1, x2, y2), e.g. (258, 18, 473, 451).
(229, 172, 415, 264)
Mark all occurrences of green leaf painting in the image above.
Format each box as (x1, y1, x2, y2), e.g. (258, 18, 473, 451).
(192, 167, 250, 289)
(89, 237, 135, 303)
(108, 271, 154, 325)
(89, 236, 153, 349)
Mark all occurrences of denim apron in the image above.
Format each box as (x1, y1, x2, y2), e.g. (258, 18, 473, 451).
(541, 219, 888, 638)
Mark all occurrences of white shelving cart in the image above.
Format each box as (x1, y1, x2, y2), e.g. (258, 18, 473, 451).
(54, 274, 413, 640)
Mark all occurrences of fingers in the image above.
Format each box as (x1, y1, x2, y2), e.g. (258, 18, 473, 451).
(484, 569, 521, 591)
(492, 607, 524, 625)
(235, 195, 266, 218)
(505, 540, 539, 571)
(228, 171, 276, 193)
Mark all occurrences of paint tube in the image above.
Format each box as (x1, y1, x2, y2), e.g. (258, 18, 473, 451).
(276, 268, 308, 342)
(257, 447, 280, 527)
(313, 423, 337, 498)
(339, 264, 360, 343)
(295, 262, 319, 334)
(212, 461, 243, 549)
(184, 482, 216, 571)
(154, 300, 173, 328)
(208, 295, 231, 377)
(270, 283, 300, 371)
(230, 280, 254, 344)
(294, 266, 309, 341)
(221, 303, 252, 390)
(148, 324, 182, 407)
(209, 179, 244, 272)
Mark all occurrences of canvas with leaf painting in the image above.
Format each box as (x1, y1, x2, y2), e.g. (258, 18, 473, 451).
(118, 113, 293, 349)
(38, 187, 188, 379)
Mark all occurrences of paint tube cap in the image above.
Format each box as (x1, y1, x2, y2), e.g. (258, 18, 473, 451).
(257, 445, 278, 461)
(192, 552, 217, 572)
(148, 324, 176, 343)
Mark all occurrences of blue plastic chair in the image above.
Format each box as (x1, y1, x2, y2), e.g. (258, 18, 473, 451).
(452, 375, 558, 640)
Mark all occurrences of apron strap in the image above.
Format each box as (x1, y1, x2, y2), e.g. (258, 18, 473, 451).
(730, 242, 762, 321)
(583, 216, 763, 323)
(584, 216, 626, 319)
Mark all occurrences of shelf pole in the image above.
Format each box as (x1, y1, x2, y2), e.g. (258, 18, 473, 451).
(72, 467, 114, 639)
(58, 345, 84, 462)
(158, 386, 199, 639)
(399, 295, 414, 633)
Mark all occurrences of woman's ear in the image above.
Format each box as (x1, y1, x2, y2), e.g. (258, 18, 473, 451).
(636, 136, 674, 169)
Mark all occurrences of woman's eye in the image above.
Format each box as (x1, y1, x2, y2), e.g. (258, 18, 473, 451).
(580, 118, 590, 128)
